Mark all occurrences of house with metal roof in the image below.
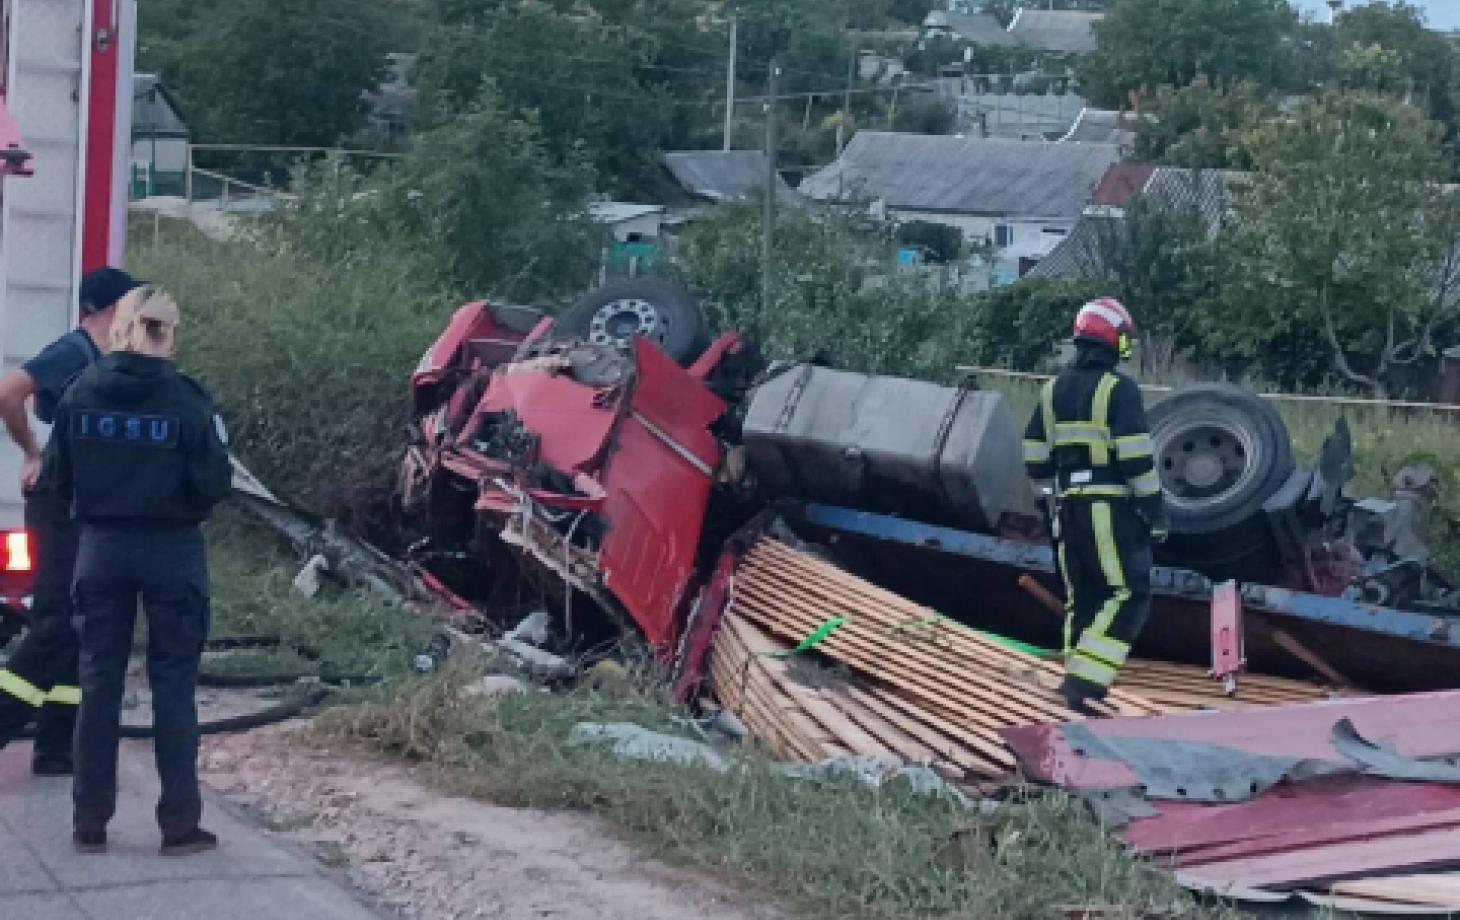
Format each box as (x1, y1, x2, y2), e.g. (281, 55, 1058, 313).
(1030, 166, 1239, 279)
(132, 74, 190, 197)
(1007, 9, 1104, 53)
(798, 131, 1121, 270)
(661, 150, 797, 204)
(922, 10, 1020, 47)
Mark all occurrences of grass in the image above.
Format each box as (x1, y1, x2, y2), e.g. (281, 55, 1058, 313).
(206, 506, 437, 680)
(318, 668, 1232, 920)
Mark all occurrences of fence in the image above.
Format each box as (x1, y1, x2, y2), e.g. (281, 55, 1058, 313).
(955, 364, 1460, 415)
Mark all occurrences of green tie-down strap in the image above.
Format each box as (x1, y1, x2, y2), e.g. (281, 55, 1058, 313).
(763, 616, 847, 659)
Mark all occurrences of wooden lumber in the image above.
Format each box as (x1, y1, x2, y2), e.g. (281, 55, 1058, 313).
(707, 537, 1346, 783)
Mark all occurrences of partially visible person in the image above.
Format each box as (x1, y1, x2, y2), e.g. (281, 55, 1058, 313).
(0, 267, 141, 774)
(48, 286, 232, 855)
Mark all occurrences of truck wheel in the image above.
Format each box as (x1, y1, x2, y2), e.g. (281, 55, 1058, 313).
(554, 280, 709, 366)
(1148, 384, 1294, 536)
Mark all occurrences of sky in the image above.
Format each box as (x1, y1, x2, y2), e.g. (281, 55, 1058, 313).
(1293, 0, 1460, 30)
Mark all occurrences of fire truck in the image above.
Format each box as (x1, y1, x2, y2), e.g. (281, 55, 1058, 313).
(0, 0, 135, 633)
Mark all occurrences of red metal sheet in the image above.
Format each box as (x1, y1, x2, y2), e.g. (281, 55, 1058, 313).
(1176, 807, 1460, 868)
(1002, 691, 1460, 789)
(473, 369, 620, 474)
(1126, 777, 1460, 856)
(1179, 825, 1460, 889)
(596, 339, 726, 652)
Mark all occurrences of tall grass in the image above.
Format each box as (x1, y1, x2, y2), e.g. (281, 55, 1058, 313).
(131, 216, 459, 528)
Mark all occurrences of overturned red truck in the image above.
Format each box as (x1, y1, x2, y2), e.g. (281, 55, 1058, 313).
(400, 282, 1460, 696)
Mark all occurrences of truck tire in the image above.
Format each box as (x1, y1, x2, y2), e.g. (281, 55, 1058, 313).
(554, 280, 708, 366)
(1148, 384, 1294, 536)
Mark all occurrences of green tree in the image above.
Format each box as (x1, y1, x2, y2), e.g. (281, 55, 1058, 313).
(966, 278, 1103, 371)
(1216, 92, 1447, 395)
(1079, 0, 1299, 109)
(1331, 1, 1459, 147)
(1132, 80, 1275, 170)
(270, 83, 601, 304)
(415, 0, 725, 196)
(144, 0, 395, 146)
(1077, 178, 1217, 374)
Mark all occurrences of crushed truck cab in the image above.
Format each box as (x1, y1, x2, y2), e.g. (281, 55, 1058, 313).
(402, 297, 742, 651)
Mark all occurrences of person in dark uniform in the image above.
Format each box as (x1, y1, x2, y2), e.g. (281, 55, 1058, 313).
(0, 267, 142, 775)
(47, 286, 232, 855)
(1022, 298, 1168, 715)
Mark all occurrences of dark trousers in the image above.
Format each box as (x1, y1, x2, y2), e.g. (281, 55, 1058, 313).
(72, 524, 209, 837)
(1054, 498, 1153, 701)
(0, 490, 81, 762)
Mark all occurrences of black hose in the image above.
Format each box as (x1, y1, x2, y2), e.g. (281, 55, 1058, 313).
(198, 670, 382, 689)
(18, 687, 331, 740)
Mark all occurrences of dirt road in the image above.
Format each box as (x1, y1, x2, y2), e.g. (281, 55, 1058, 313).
(200, 724, 782, 920)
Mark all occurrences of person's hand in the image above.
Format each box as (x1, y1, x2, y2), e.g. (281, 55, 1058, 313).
(19, 453, 40, 492)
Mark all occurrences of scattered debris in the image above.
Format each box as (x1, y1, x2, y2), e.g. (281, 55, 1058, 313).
(570, 722, 731, 773)
(292, 553, 329, 598)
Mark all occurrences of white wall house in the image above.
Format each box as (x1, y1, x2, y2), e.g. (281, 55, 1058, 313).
(800, 131, 1119, 281)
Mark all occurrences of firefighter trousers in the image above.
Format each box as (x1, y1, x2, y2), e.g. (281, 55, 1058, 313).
(73, 524, 209, 837)
(0, 490, 81, 764)
(1053, 497, 1152, 701)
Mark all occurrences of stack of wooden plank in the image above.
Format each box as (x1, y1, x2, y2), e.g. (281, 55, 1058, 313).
(708, 538, 1338, 782)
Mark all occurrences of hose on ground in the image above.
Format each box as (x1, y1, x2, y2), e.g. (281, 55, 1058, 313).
(14, 635, 385, 740)
(18, 687, 332, 740)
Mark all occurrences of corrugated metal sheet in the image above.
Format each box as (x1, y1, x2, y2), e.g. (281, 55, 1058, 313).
(1008, 10, 1104, 53)
(661, 150, 794, 203)
(798, 131, 1121, 220)
(1061, 108, 1137, 146)
(1029, 167, 1240, 279)
(937, 11, 1019, 47)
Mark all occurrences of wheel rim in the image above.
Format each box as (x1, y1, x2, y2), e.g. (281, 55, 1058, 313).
(1156, 417, 1260, 514)
(587, 298, 666, 347)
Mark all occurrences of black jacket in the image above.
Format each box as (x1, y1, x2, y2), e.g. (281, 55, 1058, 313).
(47, 352, 232, 525)
(1023, 341, 1163, 517)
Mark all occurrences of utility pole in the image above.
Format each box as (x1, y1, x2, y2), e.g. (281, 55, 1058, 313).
(761, 59, 780, 331)
(838, 35, 855, 155)
(723, 2, 738, 151)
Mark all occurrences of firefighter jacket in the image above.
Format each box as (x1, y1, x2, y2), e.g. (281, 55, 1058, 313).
(1021, 343, 1162, 517)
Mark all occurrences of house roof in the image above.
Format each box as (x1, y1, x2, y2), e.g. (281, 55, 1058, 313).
(924, 10, 1020, 46)
(1030, 167, 1241, 279)
(1026, 213, 1111, 279)
(590, 201, 665, 225)
(661, 150, 795, 203)
(1090, 163, 1156, 208)
(133, 73, 189, 139)
(798, 131, 1122, 221)
(1061, 108, 1137, 147)
(1008, 10, 1104, 53)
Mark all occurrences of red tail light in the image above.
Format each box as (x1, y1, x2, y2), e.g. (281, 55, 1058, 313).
(4, 530, 32, 573)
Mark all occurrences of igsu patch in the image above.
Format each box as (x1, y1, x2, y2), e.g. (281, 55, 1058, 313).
(71, 410, 180, 449)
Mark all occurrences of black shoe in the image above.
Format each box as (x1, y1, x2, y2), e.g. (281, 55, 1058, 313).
(160, 827, 218, 856)
(32, 756, 73, 777)
(73, 829, 107, 854)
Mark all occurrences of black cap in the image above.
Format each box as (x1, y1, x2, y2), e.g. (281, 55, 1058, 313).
(79, 267, 143, 316)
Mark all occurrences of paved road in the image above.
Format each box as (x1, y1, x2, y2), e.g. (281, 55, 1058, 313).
(0, 740, 384, 920)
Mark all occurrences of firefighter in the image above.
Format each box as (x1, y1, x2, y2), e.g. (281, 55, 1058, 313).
(48, 286, 232, 854)
(0, 267, 141, 775)
(1023, 297, 1168, 714)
